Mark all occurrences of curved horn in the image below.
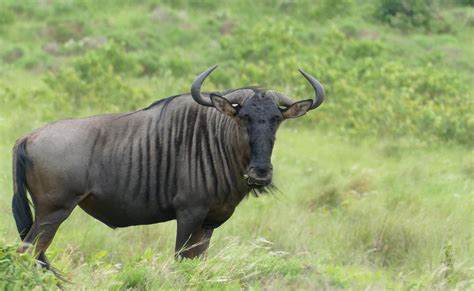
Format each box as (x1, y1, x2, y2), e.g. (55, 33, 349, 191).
(191, 64, 218, 107)
(265, 90, 294, 107)
(298, 69, 325, 110)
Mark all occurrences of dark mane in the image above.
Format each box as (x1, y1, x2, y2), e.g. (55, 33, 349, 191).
(142, 94, 183, 111)
(116, 94, 182, 119)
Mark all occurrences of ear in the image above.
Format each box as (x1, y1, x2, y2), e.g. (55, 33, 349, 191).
(281, 99, 313, 119)
(210, 93, 238, 116)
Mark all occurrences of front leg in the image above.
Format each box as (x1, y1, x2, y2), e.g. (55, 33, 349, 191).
(175, 207, 210, 259)
(181, 227, 214, 259)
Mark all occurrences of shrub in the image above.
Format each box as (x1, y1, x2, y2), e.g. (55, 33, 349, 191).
(296, 28, 473, 145)
(44, 43, 148, 112)
(375, 0, 450, 32)
(72, 42, 141, 78)
(454, 0, 474, 5)
(0, 8, 15, 26)
(0, 242, 59, 289)
(43, 19, 88, 43)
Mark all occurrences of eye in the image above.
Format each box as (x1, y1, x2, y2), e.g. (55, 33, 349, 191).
(278, 106, 288, 111)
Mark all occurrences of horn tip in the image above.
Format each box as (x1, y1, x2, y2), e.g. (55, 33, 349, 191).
(202, 64, 218, 75)
(298, 69, 312, 80)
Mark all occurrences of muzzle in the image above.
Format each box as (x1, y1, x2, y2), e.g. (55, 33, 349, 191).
(244, 163, 273, 187)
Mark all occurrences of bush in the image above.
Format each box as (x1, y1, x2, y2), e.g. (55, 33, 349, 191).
(0, 9, 15, 26)
(218, 17, 311, 86)
(375, 0, 451, 32)
(0, 242, 59, 289)
(72, 42, 141, 78)
(44, 42, 148, 112)
(295, 28, 473, 145)
(43, 19, 89, 43)
(455, 0, 474, 5)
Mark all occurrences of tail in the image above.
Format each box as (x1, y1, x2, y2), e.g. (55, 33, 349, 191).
(12, 139, 33, 240)
(11, 139, 52, 270)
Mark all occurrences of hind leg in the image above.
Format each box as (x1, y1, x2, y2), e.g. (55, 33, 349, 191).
(17, 191, 83, 269)
(18, 207, 74, 255)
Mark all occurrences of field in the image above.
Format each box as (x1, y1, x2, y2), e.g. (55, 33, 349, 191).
(0, 0, 473, 289)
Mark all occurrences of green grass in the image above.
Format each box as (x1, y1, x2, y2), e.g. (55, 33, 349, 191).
(1, 128, 472, 289)
(0, 0, 473, 289)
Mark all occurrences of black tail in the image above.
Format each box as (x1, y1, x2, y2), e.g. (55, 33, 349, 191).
(12, 139, 33, 240)
(11, 139, 51, 269)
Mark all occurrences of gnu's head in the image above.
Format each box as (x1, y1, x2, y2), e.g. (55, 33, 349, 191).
(190, 65, 325, 188)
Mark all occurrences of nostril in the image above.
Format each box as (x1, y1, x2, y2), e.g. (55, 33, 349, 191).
(248, 164, 273, 179)
(254, 166, 271, 177)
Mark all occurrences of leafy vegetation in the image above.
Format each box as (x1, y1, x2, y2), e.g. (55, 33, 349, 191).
(0, 0, 472, 289)
(375, 0, 451, 32)
(0, 242, 59, 289)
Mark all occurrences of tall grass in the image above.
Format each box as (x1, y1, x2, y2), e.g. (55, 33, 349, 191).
(1, 128, 472, 289)
(0, 0, 472, 289)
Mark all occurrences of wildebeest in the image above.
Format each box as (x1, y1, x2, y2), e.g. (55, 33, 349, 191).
(12, 65, 324, 269)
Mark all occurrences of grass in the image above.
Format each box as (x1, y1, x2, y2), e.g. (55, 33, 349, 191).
(1, 128, 472, 289)
(0, 0, 473, 289)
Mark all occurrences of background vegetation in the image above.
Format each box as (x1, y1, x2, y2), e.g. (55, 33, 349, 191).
(0, 0, 472, 289)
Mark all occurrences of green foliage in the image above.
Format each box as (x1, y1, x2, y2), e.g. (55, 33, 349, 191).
(0, 241, 59, 289)
(375, 0, 451, 32)
(43, 19, 89, 43)
(0, 9, 15, 26)
(73, 42, 140, 77)
(119, 265, 150, 289)
(44, 43, 149, 112)
(0, 0, 471, 144)
(317, 55, 472, 144)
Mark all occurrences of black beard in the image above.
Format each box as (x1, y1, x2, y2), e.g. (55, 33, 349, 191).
(249, 183, 278, 197)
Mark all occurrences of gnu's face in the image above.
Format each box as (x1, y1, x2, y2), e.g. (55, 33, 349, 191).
(191, 65, 325, 188)
(210, 92, 313, 188)
(237, 94, 282, 187)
